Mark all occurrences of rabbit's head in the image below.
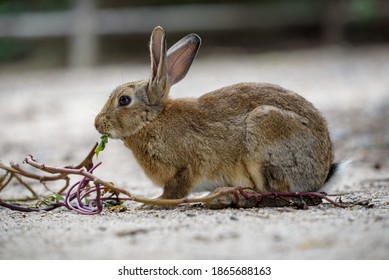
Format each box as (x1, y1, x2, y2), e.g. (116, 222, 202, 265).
(95, 26, 201, 139)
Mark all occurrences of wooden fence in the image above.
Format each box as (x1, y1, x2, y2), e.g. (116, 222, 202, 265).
(1, 0, 388, 67)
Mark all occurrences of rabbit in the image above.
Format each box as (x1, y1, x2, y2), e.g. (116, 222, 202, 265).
(95, 26, 339, 209)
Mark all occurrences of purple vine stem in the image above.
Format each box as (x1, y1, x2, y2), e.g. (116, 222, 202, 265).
(64, 162, 103, 214)
(0, 150, 350, 214)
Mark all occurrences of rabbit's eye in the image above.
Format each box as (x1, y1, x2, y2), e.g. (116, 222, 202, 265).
(118, 95, 131, 106)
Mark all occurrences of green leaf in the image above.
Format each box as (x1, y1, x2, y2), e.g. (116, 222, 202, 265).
(95, 133, 109, 158)
(104, 200, 123, 206)
(50, 193, 64, 201)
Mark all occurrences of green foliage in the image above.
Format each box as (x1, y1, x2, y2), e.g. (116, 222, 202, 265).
(95, 134, 109, 158)
(0, 0, 70, 14)
(350, 0, 378, 22)
(30, 193, 64, 208)
(0, 39, 28, 62)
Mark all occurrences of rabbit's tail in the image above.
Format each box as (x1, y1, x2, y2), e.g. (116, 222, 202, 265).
(325, 162, 340, 183)
(322, 159, 352, 190)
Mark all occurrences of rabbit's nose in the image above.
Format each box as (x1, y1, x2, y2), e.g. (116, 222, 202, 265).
(94, 114, 105, 133)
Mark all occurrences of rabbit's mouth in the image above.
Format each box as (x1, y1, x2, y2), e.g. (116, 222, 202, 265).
(105, 132, 124, 141)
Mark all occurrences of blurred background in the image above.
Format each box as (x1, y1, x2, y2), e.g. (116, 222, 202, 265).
(1, 0, 389, 69)
(1, 1, 389, 260)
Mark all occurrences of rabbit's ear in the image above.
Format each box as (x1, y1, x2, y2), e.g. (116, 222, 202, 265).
(148, 26, 169, 105)
(167, 33, 201, 85)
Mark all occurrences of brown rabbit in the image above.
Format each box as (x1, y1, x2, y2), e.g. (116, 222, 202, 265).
(95, 26, 339, 208)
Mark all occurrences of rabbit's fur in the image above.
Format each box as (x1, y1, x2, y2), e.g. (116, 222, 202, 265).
(95, 26, 336, 203)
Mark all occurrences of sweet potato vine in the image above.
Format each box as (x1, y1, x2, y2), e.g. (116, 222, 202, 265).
(0, 143, 347, 214)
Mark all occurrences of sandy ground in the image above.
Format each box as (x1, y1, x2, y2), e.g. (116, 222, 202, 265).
(0, 45, 388, 259)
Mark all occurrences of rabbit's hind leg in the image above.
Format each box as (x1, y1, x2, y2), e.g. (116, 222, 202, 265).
(245, 105, 321, 192)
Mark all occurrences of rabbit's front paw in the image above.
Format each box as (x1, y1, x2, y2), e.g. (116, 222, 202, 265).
(205, 187, 259, 209)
